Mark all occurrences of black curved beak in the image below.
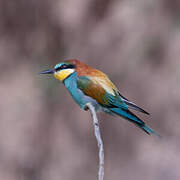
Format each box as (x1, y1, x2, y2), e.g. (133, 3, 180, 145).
(39, 69, 55, 75)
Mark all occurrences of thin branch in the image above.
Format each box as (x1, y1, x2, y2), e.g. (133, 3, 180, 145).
(85, 103, 104, 180)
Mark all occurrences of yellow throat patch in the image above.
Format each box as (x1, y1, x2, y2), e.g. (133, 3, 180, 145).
(54, 69, 75, 81)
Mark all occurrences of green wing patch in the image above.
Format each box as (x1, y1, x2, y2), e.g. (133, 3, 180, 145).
(77, 76, 108, 105)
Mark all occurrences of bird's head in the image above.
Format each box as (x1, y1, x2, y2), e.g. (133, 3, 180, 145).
(39, 61, 76, 82)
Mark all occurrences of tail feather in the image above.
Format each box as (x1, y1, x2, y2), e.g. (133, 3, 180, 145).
(110, 107, 159, 137)
(141, 124, 160, 137)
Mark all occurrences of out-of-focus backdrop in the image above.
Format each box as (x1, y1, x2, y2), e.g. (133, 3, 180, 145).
(0, 0, 180, 180)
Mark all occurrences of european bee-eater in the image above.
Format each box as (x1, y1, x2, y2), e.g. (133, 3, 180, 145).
(40, 59, 159, 136)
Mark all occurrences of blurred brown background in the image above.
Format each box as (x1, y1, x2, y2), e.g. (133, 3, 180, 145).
(0, 0, 180, 180)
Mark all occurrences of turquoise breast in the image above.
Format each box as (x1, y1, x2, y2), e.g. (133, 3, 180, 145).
(63, 72, 99, 110)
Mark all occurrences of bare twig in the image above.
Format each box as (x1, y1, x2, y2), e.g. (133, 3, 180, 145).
(85, 103, 104, 180)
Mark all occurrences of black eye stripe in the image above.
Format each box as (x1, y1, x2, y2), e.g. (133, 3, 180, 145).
(67, 64, 75, 69)
(55, 64, 75, 71)
(55, 67, 61, 71)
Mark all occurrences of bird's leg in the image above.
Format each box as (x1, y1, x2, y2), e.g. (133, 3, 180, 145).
(84, 103, 104, 180)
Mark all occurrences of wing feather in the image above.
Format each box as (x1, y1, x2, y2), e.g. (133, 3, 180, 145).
(118, 91, 149, 115)
(77, 76, 108, 105)
(77, 76, 127, 108)
(77, 76, 149, 115)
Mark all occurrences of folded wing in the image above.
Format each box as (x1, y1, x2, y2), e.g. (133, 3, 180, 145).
(77, 75, 159, 136)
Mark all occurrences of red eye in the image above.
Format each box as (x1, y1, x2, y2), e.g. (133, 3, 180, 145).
(61, 64, 67, 69)
(55, 64, 75, 72)
(55, 64, 67, 72)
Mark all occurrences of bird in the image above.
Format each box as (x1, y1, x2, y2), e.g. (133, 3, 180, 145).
(40, 59, 159, 136)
